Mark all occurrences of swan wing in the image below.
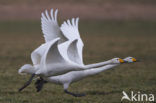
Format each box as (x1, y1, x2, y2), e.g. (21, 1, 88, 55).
(67, 39, 82, 64)
(58, 40, 82, 65)
(40, 38, 67, 71)
(31, 47, 42, 65)
(58, 41, 72, 62)
(60, 18, 84, 65)
(31, 43, 49, 65)
(41, 9, 67, 43)
(60, 18, 81, 40)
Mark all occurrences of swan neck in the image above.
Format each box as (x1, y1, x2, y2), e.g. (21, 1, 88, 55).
(85, 60, 112, 69)
(84, 64, 118, 76)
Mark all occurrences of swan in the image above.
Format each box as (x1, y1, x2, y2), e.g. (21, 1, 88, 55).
(34, 57, 137, 97)
(18, 9, 126, 91)
(18, 57, 125, 92)
(19, 9, 124, 76)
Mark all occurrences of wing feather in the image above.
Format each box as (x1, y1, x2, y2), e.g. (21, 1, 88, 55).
(41, 9, 67, 43)
(67, 39, 82, 64)
(60, 18, 84, 65)
(31, 43, 48, 65)
(40, 38, 67, 70)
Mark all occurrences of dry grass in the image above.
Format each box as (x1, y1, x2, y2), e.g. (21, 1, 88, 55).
(0, 20, 156, 103)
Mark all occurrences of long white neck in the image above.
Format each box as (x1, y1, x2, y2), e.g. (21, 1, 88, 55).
(84, 60, 112, 69)
(68, 64, 119, 83)
(83, 64, 118, 76)
(45, 64, 119, 86)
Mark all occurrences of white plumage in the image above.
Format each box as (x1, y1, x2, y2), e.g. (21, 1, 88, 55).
(41, 57, 136, 97)
(18, 9, 137, 96)
(19, 9, 124, 77)
(41, 9, 67, 43)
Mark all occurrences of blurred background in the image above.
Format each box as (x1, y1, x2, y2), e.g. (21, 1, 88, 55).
(0, 0, 156, 103)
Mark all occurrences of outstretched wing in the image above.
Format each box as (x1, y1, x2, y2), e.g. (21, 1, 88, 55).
(60, 18, 84, 65)
(31, 43, 49, 65)
(41, 9, 67, 43)
(31, 46, 42, 65)
(39, 38, 67, 71)
(67, 39, 82, 64)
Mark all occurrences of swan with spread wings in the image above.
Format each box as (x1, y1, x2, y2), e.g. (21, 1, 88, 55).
(18, 9, 125, 92)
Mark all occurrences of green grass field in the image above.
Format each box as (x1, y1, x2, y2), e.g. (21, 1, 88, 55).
(0, 20, 156, 103)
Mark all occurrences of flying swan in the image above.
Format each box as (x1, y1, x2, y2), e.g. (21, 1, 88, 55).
(34, 57, 137, 97)
(18, 9, 124, 77)
(18, 9, 137, 93)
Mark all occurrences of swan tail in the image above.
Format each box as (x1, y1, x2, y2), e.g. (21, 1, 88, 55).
(18, 64, 35, 75)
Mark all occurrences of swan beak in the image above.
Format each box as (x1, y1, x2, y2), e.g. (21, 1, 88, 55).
(132, 58, 137, 62)
(119, 58, 125, 63)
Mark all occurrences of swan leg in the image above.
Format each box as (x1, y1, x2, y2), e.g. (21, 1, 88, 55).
(35, 77, 47, 92)
(64, 90, 85, 97)
(18, 73, 35, 92)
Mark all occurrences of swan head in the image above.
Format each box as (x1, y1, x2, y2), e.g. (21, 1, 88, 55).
(111, 58, 125, 64)
(123, 57, 137, 63)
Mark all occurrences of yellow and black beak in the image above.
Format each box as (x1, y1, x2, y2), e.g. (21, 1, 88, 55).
(132, 58, 137, 62)
(119, 58, 125, 63)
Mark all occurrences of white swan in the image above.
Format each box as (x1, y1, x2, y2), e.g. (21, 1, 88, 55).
(19, 57, 124, 92)
(35, 57, 137, 97)
(18, 9, 128, 92)
(19, 9, 124, 77)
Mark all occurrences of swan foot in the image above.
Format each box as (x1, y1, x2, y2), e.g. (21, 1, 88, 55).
(18, 74, 35, 92)
(64, 90, 86, 97)
(35, 77, 47, 92)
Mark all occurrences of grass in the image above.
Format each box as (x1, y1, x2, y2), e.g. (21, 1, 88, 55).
(0, 20, 156, 103)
